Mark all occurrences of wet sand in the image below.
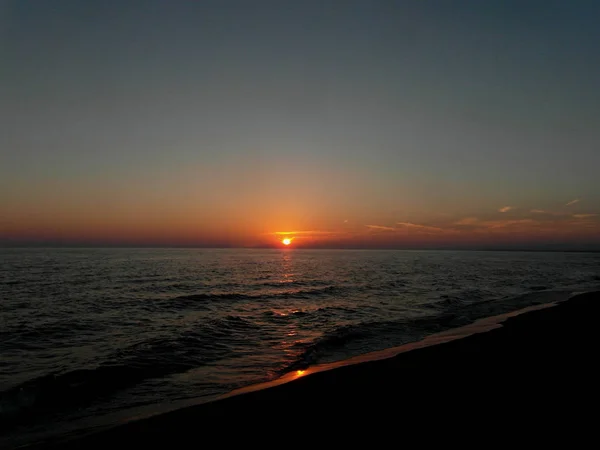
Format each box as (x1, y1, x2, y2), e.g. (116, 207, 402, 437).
(32, 291, 600, 447)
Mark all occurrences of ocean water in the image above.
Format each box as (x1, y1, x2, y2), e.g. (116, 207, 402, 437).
(2, 248, 600, 447)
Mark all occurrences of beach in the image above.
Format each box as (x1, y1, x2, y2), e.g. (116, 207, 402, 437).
(4, 1, 600, 447)
(31, 290, 599, 447)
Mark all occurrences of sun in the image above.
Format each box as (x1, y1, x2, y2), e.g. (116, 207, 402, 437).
(282, 238, 292, 246)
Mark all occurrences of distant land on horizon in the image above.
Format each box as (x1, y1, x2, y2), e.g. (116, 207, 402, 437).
(2, 240, 600, 253)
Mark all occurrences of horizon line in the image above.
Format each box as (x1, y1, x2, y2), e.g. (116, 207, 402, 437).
(1, 244, 600, 253)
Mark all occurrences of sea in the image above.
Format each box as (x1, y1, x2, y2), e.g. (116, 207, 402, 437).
(2, 248, 600, 448)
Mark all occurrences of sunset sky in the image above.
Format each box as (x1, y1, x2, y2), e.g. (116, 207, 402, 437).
(2, 0, 599, 249)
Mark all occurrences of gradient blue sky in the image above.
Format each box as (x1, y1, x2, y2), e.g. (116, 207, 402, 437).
(2, 0, 599, 248)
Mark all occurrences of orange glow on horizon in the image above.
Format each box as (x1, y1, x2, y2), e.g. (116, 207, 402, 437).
(2, 205, 599, 248)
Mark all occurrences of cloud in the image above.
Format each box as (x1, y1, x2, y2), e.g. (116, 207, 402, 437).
(565, 199, 580, 206)
(366, 225, 396, 231)
(396, 222, 444, 233)
(484, 219, 535, 229)
(498, 206, 513, 213)
(454, 217, 479, 225)
(272, 230, 339, 236)
(453, 217, 538, 231)
(530, 209, 546, 214)
(573, 214, 597, 219)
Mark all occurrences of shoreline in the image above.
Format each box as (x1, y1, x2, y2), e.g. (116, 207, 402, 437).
(25, 290, 600, 448)
(218, 300, 559, 401)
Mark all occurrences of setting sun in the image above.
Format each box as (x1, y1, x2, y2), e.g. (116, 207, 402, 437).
(282, 238, 292, 246)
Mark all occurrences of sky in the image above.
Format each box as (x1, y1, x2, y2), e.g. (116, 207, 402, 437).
(1, 0, 599, 249)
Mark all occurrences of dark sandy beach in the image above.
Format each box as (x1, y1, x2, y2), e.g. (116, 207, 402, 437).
(29, 291, 600, 447)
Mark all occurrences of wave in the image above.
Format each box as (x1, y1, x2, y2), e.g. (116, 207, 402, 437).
(281, 289, 575, 375)
(282, 317, 433, 373)
(528, 285, 548, 291)
(0, 315, 258, 425)
(169, 286, 342, 307)
(261, 304, 359, 319)
(256, 280, 323, 288)
(120, 277, 182, 284)
(0, 365, 175, 424)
